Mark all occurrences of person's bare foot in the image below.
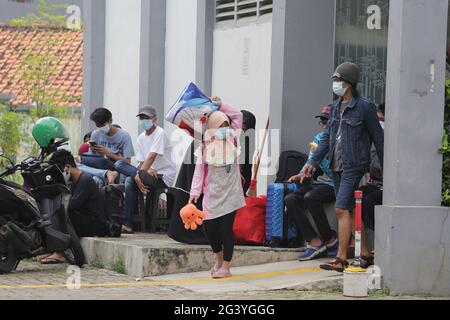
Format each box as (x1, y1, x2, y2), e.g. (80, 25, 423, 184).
(106, 171, 119, 185)
(41, 252, 65, 264)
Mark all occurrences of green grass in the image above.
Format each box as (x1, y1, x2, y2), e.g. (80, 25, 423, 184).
(109, 254, 126, 275)
(90, 256, 105, 269)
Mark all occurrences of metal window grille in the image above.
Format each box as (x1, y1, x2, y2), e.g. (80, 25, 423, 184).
(215, 0, 273, 25)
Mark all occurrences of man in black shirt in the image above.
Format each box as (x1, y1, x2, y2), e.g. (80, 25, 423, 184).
(51, 149, 108, 238)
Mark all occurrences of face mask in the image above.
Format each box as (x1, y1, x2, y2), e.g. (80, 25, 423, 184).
(379, 121, 385, 130)
(63, 168, 71, 185)
(333, 81, 348, 97)
(139, 119, 154, 131)
(215, 127, 232, 141)
(99, 124, 111, 134)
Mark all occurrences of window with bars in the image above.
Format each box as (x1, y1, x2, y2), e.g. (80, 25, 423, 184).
(215, 0, 273, 25)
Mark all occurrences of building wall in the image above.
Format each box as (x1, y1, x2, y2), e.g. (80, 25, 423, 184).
(103, 0, 142, 151)
(212, 20, 273, 194)
(164, 0, 198, 169)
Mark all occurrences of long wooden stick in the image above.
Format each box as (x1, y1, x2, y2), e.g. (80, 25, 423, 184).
(253, 117, 270, 179)
(247, 118, 270, 197)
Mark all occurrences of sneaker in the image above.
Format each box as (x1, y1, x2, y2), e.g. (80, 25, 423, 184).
(210, 262, 223, 276)
(298, 245, 327, 261)
(326, 231, 339, 258)
(121, 225, 133, 234)
(212, 267, 232, 279)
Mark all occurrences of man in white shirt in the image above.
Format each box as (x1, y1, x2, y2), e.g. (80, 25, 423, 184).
(115, 106, 176, 233)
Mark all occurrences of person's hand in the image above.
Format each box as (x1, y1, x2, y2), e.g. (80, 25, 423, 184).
(148, 169, 158, 179)
(365, 173, 372, 185)
(288, 172, 305, 184)
(92, 145, 109, 157)
(210, 96, 222, 108)
(135, 175, 149, 194)
(189, 195, 200, 204)
(303, 164, 316, 178)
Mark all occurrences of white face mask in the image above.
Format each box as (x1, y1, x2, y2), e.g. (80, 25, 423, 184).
(333, 81, 348, 97)
(379, 121, 385, 130)
(63, 167, 72, 185)
(99, 124, 111, 134)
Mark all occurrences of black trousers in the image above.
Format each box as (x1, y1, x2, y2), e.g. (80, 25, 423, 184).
(69, 210, 108, 238)
(203, 212, 236, 262)
(285, 184, 336, 243)
(359, 185, 383, 231)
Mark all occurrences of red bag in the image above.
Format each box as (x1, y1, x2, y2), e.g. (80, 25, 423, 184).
(233, 196, 267, 245)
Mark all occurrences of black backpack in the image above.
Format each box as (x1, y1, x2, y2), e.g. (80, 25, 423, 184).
(275, 151, 309, 183)
(99, 184, 124, 238)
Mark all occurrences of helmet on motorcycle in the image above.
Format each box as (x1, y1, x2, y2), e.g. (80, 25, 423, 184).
(32, 117, 70, 148)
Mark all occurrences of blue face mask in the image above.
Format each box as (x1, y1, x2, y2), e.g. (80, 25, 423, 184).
(139, 119, 154, 131)
(333, 81, 348, 97)
(215, 127, 231, 140)
(99, 124, 111, 134)
(379, 121, 385, 130)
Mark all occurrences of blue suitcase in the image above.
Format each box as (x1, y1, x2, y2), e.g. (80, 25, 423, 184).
(266, 183, 300, 248)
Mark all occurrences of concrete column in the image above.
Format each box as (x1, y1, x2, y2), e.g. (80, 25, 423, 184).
(81, 0, 105, 135)
(195, 0, 215, 96)
(139, 0, 166, 118)
(376, 0, 450, 296)
(269, 0, 335, 155)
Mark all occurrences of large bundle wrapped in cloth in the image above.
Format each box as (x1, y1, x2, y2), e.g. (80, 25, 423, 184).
(166, 82, 219, 139)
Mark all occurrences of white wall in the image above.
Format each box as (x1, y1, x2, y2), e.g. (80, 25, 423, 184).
(164, 0, 198, 170)
(103, 0, 142, 150)
(212, 21, 273, 195)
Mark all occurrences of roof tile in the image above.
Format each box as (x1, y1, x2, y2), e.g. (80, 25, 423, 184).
(0, 25, 83, 107)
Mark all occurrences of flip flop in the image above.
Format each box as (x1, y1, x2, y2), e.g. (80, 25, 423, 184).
(320, 258, 349, 273)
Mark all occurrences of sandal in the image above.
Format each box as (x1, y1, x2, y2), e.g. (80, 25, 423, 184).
(360, 256, 375, 269)
(320, 258, 349, 273)
(350, 256, 374, 269)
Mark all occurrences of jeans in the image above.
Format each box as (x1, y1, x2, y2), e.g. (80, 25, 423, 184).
(123, 173, 168, 228)
(114, 160, 139, 178)
(81, 154, 116, 171)
(285, 184, 336, 243)
(77, 163, 107, 184)
(333, 169, 365, 212)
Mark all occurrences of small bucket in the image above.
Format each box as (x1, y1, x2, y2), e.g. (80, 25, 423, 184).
(343, 269, 370, 298)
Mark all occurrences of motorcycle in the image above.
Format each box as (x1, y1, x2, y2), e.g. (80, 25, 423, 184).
(0, 138, 85, 274)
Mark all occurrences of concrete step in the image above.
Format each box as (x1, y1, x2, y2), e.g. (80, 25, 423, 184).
(81, 234, 299, 278)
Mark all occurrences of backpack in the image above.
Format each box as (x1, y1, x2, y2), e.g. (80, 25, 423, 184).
(99, 184, 124, 238)
(275, 151, 309, 183)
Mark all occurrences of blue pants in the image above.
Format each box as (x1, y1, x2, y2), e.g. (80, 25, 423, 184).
(115, 161, 167, 228)
(77, 163, 108, 186)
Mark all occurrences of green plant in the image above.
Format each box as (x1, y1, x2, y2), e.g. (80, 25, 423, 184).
(9, 0, 69, 27)
(9, 0, 73, 118)
(90, 257, 105, 269)
(110, 255, 127, 275)
(439, 79, 450, 206)
(0, 112, 21, 162)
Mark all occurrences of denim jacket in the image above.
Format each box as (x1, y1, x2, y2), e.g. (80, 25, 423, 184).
(307, 96, 384, 172)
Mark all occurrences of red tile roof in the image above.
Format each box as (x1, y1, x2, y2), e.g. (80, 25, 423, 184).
(0, 24, 83, 107)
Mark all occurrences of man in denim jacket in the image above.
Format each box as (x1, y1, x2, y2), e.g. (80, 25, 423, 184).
(304, 62, 384, 272)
